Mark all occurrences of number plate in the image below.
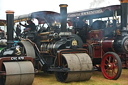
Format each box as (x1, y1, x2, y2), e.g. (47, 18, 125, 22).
(11, 57, 24, 60)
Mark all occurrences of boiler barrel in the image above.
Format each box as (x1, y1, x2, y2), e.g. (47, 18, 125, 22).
(102, 40, 115, 52)
(102, 36, 128, 54)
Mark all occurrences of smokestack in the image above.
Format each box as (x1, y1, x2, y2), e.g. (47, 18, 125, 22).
(6, 10, 14, 48)
(121, 3, 128, 29)
(59, 4, 68, 32)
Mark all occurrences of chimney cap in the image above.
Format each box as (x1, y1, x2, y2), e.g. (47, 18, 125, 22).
(6, 10, 14, 14)
(59, 4, 68, 7)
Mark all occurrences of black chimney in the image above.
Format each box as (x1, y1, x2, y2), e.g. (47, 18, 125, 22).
(59, 4, 68, 32)
(121, 3, 128, 29)
(6, 10, 14, 48)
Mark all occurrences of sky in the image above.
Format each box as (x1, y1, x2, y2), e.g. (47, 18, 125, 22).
(0, 0, 120, 19)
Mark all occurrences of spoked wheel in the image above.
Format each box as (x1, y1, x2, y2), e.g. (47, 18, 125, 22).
(55, 53, 93, 82)
(101, 52, 122, 80)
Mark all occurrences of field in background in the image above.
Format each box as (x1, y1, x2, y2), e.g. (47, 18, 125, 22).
(33, 69, 128, 85)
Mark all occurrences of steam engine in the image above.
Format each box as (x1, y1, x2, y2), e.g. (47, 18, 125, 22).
(40, 32, 83, 55)
(85, 23, 128, 67)
(15, 4, 93, 83)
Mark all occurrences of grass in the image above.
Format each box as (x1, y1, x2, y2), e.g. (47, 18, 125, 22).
(33, 69, 128, 85)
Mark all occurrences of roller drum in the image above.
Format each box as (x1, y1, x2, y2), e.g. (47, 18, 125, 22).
(55, 53, 93, 82)
(2, 61, 34, 85)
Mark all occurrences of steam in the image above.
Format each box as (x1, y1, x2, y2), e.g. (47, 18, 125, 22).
(89, 0, 119, 8)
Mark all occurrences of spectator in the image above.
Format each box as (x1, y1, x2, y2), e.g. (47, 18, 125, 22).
(16, 24, 21, 37)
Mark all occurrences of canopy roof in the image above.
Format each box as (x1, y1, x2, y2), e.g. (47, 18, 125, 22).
(68, 5, 121, 19)
(0, 19, 6, 26)
(14, 11, 60, 24)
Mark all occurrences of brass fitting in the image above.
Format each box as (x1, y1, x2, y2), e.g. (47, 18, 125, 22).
(120, 0, 128, 3)
(6, 10, 14, 14)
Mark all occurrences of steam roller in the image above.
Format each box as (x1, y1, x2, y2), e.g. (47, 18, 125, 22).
(17, 39, 93, 82)
(0, 10, 35, 85)
(14, 4, 93, 82)
(1, 3, 93, 84)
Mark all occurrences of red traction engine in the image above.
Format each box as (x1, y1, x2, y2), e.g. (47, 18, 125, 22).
(83, 28, 128, 80)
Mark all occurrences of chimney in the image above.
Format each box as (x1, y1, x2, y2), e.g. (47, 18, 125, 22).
(59, 4, 68, 32)
(120, 0, 128, 29)
(6, 10, 14, 48)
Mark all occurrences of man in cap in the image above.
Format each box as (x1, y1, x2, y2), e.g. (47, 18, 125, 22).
(20, 20, 36, 32)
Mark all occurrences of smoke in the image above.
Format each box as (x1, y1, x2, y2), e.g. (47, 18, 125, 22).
(89, 0, 120, 8)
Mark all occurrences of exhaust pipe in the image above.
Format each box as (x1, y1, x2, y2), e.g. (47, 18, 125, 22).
(6, 10, 14, 48)
(59, 4, 68, 32)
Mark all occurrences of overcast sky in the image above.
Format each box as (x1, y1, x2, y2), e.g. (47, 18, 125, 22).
(0, 0, 120, 19)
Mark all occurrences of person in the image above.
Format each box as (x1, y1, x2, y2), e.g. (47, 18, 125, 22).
(73, 17, 85, 29)
(0, 27, 6, 39)
(20, 20, 36, 32)
(83, 18, 88, 29)
(73, 17, 88, 43)
(16, 24, 21, 37)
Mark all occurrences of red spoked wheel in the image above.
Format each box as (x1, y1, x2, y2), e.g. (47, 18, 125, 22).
(101, 52, 122, 80)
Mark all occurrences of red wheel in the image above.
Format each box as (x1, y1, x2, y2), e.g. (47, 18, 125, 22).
(101, 52, 122, 80)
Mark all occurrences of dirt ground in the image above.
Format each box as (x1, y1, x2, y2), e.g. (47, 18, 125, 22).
(33, 69, 128, 85)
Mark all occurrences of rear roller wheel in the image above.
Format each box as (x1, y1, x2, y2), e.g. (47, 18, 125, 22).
(101, 52, 122, 80)
(55, 53, 93, 82)
(0, 61, 35, 85)
(17, 41, 37, 68)
(17, 41, 36, 58)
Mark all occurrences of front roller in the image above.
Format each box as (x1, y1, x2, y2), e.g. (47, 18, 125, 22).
(1, 61, 34, 85)
(55, 53, 93, 82)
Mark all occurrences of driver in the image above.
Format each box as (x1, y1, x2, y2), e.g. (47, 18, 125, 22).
(20, 20, 36, 32)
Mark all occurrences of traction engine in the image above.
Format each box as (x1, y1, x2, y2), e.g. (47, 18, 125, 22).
(82, 1, 128, 80)
(14, 4, 93, 83)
